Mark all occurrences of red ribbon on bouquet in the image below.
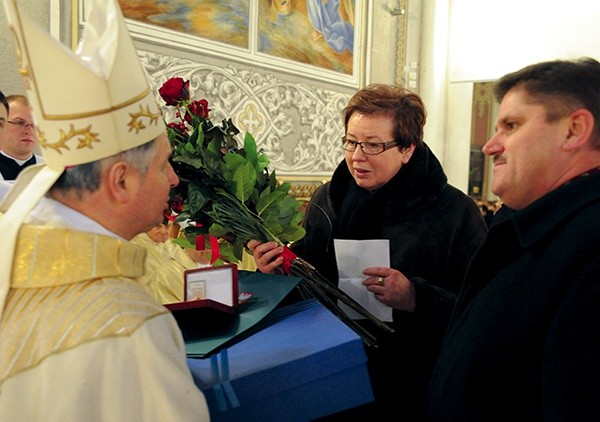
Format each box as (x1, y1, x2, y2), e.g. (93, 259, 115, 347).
(280, 246, 298, 274)
(195, 234, 221, 265)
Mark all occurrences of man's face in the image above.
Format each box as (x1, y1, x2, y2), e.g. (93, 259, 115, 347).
(147, 223, 170, 243)
(482, 88, 570, 210)
(4, 100, 38, 160)
(131, 133, 179, 237)
(0, 104, 7, 148)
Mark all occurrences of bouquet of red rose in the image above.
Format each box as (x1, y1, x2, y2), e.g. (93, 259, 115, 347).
(159, 77, 393, 347)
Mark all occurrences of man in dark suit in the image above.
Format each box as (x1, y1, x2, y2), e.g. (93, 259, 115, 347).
(427, 57, 600, 421)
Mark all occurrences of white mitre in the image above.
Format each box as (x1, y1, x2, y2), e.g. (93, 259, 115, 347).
(0, 0, 165, 318)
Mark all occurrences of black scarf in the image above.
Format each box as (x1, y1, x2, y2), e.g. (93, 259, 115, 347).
(331, 143, 448, 240)
(335, 181, 375, 239)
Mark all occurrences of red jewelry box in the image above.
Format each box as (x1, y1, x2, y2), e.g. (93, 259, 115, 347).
(165, 264, 239, 338)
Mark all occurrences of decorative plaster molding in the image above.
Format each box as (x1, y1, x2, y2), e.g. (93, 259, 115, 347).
(140, 51, 348, 178)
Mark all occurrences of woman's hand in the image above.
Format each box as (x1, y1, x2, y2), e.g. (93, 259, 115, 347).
(247, 240, 285, 274)
(362, 267, 416, 312)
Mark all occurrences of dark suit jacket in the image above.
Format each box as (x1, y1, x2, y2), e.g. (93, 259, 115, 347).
(427, 171, 600, 421)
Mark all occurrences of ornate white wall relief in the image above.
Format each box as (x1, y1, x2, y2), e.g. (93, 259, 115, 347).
(141, 51, 348, 178)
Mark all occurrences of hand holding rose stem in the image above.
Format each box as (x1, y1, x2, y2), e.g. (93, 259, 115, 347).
(210, 193, 394, 348)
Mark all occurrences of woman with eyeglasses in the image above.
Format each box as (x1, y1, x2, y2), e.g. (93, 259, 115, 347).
(249, 84, 487, 419)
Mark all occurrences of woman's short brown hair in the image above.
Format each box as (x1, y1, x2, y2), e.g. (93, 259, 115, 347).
(342, 84, 426, 150)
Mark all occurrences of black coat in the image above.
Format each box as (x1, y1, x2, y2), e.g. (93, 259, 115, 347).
(426, 171, 600, 421)
(292, 144, 487, 418)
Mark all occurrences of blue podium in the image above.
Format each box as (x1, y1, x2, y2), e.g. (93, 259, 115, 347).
(187, 299, 374, 421)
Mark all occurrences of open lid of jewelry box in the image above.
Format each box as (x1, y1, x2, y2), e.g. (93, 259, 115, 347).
(165, 264, 239, 337)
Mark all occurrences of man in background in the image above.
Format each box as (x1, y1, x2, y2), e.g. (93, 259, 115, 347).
(427, 57, 600, 420)
(0, 94, 43, 180)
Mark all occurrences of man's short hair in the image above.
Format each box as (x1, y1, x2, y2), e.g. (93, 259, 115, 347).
(49, 138, 157, 197)
(6, 94, 29, 108)
(494, 57, 600, 145)
(343, 84, 427, 151)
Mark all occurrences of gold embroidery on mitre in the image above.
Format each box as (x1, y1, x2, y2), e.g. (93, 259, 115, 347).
(128, 104, 161, 134)
(38, 124, 100, 153)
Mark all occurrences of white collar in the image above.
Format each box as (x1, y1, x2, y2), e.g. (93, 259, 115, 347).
(25, 196, 124, 240)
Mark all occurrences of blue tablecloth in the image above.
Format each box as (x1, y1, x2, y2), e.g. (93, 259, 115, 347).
(187, 299, 374, 421)
(182, 270, 301, 358)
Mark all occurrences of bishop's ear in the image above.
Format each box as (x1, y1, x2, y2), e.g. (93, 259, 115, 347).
(104, 161, 137, 203)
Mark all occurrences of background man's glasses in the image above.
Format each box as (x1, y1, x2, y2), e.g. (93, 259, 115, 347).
(8, 119, 35, 130)
(342, 136, 399, 155)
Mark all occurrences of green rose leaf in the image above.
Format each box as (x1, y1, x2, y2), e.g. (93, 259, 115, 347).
(172, 154, 203, 170)
(232, 161, 257, 203)
(218, 242, 242, 263)
(187, 181, 214, 216)
(243, 132, 258, 167)
(171, 236, 195, 249)
(256, 188, 286, 216)
(280, 225, 306, 242)
(223, 153, 246, 180)
(257, 154, 270, 173)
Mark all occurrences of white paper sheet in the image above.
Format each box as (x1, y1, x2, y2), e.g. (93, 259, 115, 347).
(334, 239, 393, 322)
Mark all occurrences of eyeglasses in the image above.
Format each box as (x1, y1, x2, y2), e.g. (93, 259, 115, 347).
(341, 136, 399, 155)
(8, 119, 36, 130)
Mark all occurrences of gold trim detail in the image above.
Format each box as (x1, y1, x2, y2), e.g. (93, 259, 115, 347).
(128, 104, 162, 134)
(39, 124, 100, 153)
(288, 183, 322, 201)
(44, 89, 154, 120)
(279, 176, 329, 201)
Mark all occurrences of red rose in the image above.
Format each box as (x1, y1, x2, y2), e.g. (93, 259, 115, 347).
(185, 99, 211, 122)
(159, 77, 190, 106)
(167, 121, 187, 133)
(166, 121, 188, 141)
